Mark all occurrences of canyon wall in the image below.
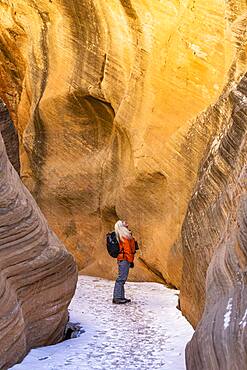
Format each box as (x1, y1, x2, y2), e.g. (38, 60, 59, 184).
(181, 52, 247, 370)
(182, 72, 247, 370)
(1, 1, 247, 369)
(0, 0, 234, 286)
(180, 4, 247, 368)
(0, 100, 20, 173)
(0, 126, 77, 369)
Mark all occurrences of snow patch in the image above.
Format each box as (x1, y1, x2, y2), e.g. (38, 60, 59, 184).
(234, 90, 247, 105)
(239, 309, 247, 329)
(11, 276, 194, 370)
(211, 133, 224, 154)
(224, 298, 233, 329)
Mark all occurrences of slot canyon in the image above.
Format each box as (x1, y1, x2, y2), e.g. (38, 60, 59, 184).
(0, 0, 246, 369)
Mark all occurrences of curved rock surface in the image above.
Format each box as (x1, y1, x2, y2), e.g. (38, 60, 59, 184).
(0, 130, 77, 369)
(0, 99, 20, 173)
(0, 0, 234, 285)
(181, 73, 247, 369)
(1, 1, 247, 368)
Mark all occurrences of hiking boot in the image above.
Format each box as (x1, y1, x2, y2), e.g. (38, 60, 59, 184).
(124, 298, 131, 303)
(112, 298, 129, 304)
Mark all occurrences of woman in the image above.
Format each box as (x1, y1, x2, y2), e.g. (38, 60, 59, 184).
(113, 220, 136, 304)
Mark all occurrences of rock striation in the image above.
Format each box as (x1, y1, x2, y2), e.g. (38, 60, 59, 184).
(181, 73, 247, 369)
(0, 99, 20, 173)
(1, 1, 247, 368)
(0, 130, 77, 369)
(0, 0, 234, 286)
(180, 8, 247, 366)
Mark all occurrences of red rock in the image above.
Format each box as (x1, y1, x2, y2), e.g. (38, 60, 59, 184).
(0, 132, 77, 369)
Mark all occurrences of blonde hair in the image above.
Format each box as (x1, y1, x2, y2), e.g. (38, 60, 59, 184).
(114, 220, 132, 242)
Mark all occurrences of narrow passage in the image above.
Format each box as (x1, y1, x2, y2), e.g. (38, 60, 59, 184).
(12, 276, 193, 370)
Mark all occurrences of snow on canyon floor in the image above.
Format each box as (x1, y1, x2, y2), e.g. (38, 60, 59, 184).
(12, 276, 194, 370)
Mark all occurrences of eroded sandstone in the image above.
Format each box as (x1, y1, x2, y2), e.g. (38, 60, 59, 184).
(1, 0, 247, 368)
(0, 99, 20, 173)
(180, 9, 247, 366)
(0, 130, 77, 369)
(0, 0, 235, 286)
(181, 73, 247, 370)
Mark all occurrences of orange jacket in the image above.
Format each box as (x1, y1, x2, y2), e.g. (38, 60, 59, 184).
(117, 237, 136, 263)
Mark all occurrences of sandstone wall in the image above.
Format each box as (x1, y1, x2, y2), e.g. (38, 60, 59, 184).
(0, 99, 20, 173)
(181, 72, 247, 370)
(1, 0, 247, 369)
(180, 5, 247, 368)
(0, 0, 234, 285)
(0, 131, 77, 368)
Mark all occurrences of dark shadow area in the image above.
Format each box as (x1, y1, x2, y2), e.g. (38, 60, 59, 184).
(63, 321, 85, 340)
(0, 99, 20, 174)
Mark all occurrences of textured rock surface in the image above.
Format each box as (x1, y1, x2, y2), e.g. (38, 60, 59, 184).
(0, 99, 20, 173)
(1, 0, 247, 369)
(180, 10, 247, 365)
(181, 73, 247, 369)
(0, 0, 234, 285)
(0, 131, 77, 369)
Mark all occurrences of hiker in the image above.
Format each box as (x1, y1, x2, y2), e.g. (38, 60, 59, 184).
(112, 220, 137, 304)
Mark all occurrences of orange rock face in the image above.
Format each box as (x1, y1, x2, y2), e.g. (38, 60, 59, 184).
(181, 73, 247, 370)
(0, 130, 77, 368)
(0, 0, 235, 286)
(1, 1, 247, 368)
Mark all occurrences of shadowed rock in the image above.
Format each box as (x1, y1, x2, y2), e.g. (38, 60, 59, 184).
(0, 132, 77, 369)
(1, 1, 247, 368)
(0, 100, 20, 173)
(181, 74, 247, 370)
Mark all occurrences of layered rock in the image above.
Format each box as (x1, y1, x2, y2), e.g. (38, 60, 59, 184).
(0, 99, 20, 173)
(181, 72, 247, 370)
(0, 130, 77, 369)
(180, 10, 247, 367)
(0, 0, 234, 285)
(1, 0, 247, 369)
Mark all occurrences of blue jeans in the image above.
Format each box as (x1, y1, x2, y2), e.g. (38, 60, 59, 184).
(113, 260, 130, 299)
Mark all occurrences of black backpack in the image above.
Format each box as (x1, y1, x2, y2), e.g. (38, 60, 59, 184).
(106, 231, 120, 258)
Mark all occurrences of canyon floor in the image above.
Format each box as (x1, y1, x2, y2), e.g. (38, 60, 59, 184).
(11, 276, 194, 370)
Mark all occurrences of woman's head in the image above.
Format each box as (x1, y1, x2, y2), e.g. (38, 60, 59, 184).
(114, 220, 132, 242)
